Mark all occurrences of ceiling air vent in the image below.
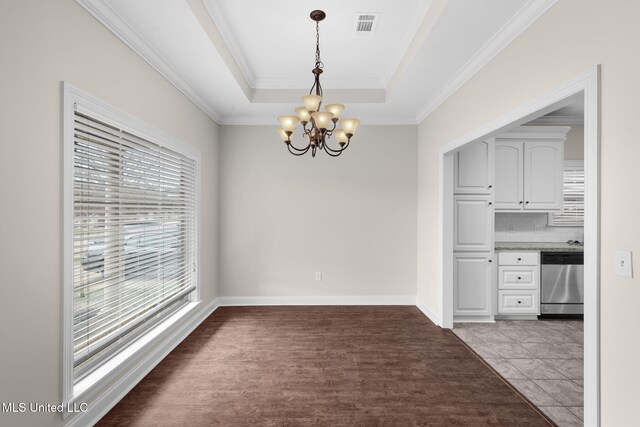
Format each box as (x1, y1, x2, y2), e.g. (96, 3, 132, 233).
(353, 13, 379, 37)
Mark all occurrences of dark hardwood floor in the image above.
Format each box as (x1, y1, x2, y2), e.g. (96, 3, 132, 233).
(97, 306, 554, 426)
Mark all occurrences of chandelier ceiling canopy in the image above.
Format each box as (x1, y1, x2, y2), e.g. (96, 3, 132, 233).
(277, 10, 360, 157)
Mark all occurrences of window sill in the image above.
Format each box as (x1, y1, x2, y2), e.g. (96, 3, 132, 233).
(64, 301, 201, 418)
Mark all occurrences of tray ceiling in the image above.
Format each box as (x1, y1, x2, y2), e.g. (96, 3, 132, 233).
(76, 0, 557, 124)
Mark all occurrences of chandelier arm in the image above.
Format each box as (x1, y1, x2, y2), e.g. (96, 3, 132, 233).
(321, 143, 344, 157)
(287, 143, 311, 156)
(323, 136, 349, 154)
(288, 138, 311, 152)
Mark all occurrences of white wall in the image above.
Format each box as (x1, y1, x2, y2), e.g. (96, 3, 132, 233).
(417, 0, 640, 424)
(219, 125, 418, 299)
(0, 1, 219, 426)
(564, 124, 584, 160)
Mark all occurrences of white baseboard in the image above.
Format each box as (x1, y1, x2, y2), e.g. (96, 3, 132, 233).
(66, 298, 220, 427)
(217, 295, 417, 306)
(416, 301, 443, 327)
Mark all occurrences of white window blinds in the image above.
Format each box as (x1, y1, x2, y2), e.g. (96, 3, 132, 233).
(72, 106, 197, 380)
(548, 162, 584, 226)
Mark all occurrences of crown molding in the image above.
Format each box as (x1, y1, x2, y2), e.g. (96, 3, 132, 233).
(414, 0, 559, 124)
(386, 0, 449, 96)
(75, 0, 223, 123)
(218, 116, 419, 126)
(382, 0, 441, 87)
(187, 0, 253, 100)
(199, 0, 256, 86)
(526, 115, 584, 125)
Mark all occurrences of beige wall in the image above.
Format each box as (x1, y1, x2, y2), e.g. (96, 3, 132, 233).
(0, 1, 219, 426)
(219, 125, 418, 298)
(417, 0, 639, 424)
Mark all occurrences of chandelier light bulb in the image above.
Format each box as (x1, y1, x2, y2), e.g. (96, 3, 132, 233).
(277, 128, 290, 142)
(295, 107, 311, 123)
(325, 104, 344, 120)
(339, 118, 360, 136)
(311, 112, 334, 130)
(335, 129, 349, 145)
(301, 95, 322, 113)
(278, 115, 299, 133)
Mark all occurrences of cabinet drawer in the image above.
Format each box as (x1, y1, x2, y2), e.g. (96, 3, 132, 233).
(498, 252, 539, 266)
(498, 266, 538, 290)
(498, 290, 539, 314)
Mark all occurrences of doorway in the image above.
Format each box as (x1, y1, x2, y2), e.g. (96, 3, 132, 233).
(438, 67, 599, 426)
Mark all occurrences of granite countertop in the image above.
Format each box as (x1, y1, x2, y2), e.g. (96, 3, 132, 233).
(495, 242, 584, 252)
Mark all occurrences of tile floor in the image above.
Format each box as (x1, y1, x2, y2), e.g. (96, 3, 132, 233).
(453, 320, 584, 427)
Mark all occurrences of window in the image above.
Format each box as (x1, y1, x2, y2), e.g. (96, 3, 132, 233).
(548, 161, 584, 226)
(63, 84, 199, 398)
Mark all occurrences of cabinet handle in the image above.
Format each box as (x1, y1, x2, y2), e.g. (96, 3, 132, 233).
(517, 258, 522, 261)
(488, 202, 493, 206)
(488, 185, 493, 189)
(517, 300, 522, 304)
(517, 276, 522, 280)
(519, 201, 523, 205)
(488, 259, 492, 263)
(526, 201, 530, 204)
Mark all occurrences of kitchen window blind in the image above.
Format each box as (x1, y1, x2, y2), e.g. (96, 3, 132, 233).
(71, 105, 197, 380)
(548, 162, 584, 226)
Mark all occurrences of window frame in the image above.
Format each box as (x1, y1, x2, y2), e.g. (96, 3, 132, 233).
(62, 82, 201, 406)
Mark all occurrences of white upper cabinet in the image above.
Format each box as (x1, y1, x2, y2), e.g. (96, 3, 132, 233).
(524, 142, 564, 210)
(453, 195, 493, 252)
(494, 126, 569, 211)
(454, 138, 495, 194)
(494, 142, 523, 209)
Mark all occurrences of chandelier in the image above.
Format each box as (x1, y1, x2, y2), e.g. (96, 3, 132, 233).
(277, 10, 360, 157)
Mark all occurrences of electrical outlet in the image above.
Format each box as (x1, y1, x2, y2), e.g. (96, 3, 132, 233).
(315, 272, 322, 281)
(534, 224, 543, 233)
(614, 251, 633, 278)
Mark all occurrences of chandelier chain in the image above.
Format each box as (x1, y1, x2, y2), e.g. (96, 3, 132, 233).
(315, 21, 324, 70)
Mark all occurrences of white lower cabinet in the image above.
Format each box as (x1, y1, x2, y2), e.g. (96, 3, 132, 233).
(453, 252, 492, 317)
(496, 251, 540, 315)
(498, 290, 538, 314)
(498, 266, 538, 289)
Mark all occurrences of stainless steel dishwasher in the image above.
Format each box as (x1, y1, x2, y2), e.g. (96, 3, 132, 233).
(540, 251, 584, 317)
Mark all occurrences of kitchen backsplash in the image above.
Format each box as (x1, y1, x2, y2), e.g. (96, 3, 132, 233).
(495, 212, 584, 242)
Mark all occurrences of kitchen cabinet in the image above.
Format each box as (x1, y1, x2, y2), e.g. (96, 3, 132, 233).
(453, 195, 493, 252)
(454, 138, 494, 194)
(453, 252, 492, 317)
(452, 140, 495, 321)
(496, 251, 540, 315)
(494, 142, 523, 209)
(494, 126, 569, 211)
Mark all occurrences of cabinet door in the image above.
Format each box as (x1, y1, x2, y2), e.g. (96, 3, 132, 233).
(454, 139, 494, 194)
(454, 253, 492, 316)
(523, 141, 564, 210)
(453, 195, 493, 251)
(494, 141, 523, 210)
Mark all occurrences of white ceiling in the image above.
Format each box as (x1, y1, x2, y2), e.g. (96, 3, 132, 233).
(204, 0, 433, 89)
(77, 0, 558, 124)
